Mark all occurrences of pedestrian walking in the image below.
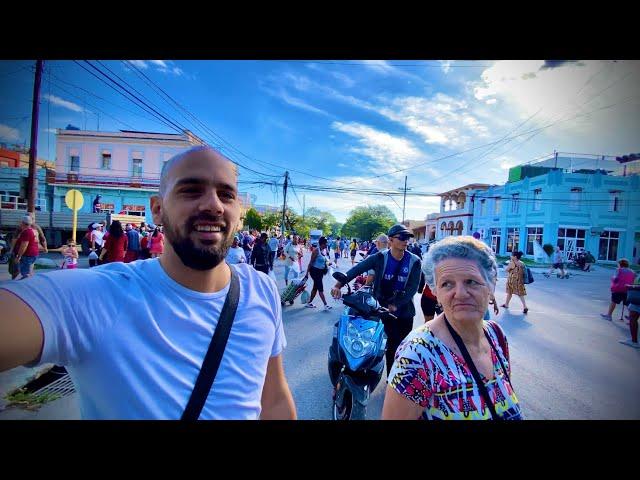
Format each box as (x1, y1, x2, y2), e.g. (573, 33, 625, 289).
(225, 236, 246, 265)
(304, 236, 333, 310)
(12, 215, 41, 280)
(250, 232, 271, 275)
(0, 146, 296, 420)
(149, 225, 165, 258)
(99, 220, 128, 264)
(268, 233, 279, 271)
(545, 246, 568, 279)
(381, 235, 522, 420)
(619, 274, 640, 348)
(124, 223, 141, 263)
(283, 236, 302, 286)
(502, 251, 528, 314)
(350, 238, 358, 265)
(601, 258, 636, 321)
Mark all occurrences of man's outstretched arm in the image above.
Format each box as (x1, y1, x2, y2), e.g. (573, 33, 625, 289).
(0, 289, 44, 372)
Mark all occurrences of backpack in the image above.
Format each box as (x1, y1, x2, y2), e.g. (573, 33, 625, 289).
(522, 264, 534, 284)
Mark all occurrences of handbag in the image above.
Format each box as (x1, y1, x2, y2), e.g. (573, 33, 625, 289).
(522, 265, 534, 284)
(181, 267, 240, 420)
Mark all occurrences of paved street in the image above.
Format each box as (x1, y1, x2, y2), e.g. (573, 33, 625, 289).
(1, 250, 639, 420)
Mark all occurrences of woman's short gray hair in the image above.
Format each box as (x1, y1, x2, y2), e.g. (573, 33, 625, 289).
(422, 236, 498, 291)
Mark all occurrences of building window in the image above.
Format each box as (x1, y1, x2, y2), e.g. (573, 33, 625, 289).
(526, 227, 543, 255)
(479, 199, 486, 216)
(69, 155, 80, 172)
(609, 191, 621, 212)
(99, 202, 115, 214)
(494, 197, 501, 215)
(507, 228, 520, 253)
(557, 227, 586, 260)
(599, 230, 620, 261)
(132, 158, 143, 177)
(533, 189, 542, 211)
(101, 153, 111, 169)
(570, 188, 582, 210)
(455, 221, 464, 236)
(458, 193, 466, 210)
(511, 194, 519, 214)
(490, 228, 501, 254)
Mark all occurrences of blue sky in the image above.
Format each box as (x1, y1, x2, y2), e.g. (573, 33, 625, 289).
(1, 59, 639, 222)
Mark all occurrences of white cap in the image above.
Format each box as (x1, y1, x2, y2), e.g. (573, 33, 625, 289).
(22, 215, 33, 225)
(92, 222, 101, 229)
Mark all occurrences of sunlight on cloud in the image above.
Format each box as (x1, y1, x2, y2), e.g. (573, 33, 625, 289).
(44, 94, 84, 113)
(0, 124, 20, 142)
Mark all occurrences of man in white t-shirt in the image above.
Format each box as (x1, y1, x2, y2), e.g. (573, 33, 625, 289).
(90, 223, 105, 255)
(225, 236, 246, 265)
(0, 146, 297, 420)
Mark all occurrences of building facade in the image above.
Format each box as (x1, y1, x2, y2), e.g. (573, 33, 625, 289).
(0, 129, 264, 246)
(436, 184, 491, 240)
(472, 153, 640, 265)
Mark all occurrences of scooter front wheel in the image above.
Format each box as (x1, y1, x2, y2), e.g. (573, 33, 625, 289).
(333, 391, 352, 421)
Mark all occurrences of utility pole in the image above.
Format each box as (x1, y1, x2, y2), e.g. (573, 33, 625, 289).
(27, 60, 44, 218)
(282, 171, 289, 235)
(398, 175, 411, 223)
(302, 194, 305, 220)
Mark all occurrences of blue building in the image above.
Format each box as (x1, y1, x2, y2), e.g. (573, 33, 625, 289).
(471, 153, 640, 265)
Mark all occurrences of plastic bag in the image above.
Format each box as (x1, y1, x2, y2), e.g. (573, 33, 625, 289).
(300, 289, 310, 304)
(88, 251, 98, 260)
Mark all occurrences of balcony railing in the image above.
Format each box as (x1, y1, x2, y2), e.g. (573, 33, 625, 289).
(0, 195, 47, 211)
(48, 171, 160, 189)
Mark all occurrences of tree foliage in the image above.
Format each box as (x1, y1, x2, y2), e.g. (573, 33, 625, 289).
(244, 208, 263, 230)
(341, 205, 397, 241)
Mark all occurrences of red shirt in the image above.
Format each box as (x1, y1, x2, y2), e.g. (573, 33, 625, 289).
(18, 227, 39, 257)
(103, 233, 128, 263)
(422, 284, 437, 301)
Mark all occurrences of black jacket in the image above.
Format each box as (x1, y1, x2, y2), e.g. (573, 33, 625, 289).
(342, 250, 422, 319)
(250, 242, 270, 267)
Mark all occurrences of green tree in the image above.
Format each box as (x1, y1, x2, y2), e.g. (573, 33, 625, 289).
(262, 211, 282, 232)
(244, 208, 263, 230)
(342, 205, 397, 241)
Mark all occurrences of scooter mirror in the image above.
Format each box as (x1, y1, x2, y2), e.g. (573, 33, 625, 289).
(333, 272, 348, 284)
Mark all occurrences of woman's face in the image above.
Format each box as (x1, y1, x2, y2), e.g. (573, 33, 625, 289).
(434, 258, 492, 325)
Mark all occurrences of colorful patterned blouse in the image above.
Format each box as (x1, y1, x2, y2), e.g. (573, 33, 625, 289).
(388, 321, 523, 420)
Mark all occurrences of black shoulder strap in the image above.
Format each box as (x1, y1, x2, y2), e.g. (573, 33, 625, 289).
(181, 267, 240, 421)
(444, 315, 501, 421)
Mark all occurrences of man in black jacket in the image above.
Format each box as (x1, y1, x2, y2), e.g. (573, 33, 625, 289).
(331, 224, 422, 375)
(250, 232, 271, 275)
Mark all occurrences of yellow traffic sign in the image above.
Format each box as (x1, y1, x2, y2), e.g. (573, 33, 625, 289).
(64, 189, 85, 242)
(65, 189, 84, 211)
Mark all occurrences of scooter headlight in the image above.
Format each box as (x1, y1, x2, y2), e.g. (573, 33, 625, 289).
(343, 322, 376, 358)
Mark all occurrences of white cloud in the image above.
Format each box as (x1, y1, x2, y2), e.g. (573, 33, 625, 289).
(150, 60, 168, 68)
(128, 60, 149, 69)
(306, 63, 356, 88)
(440, 60, 452, 74)
(485, 98, 497, 105)
(361, 60, 425, 84)
(269, 87, 331, 117)
(0, 124, 20, 141)
(330, 121, 439, 182)
(375, 93, 490, 146)
(337, 162, 347, 167)
(172, 67, 183, 76)
(44, 94, 84, 112)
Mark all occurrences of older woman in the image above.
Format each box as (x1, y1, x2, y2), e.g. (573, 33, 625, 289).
(503, 250, 528, 314)
(381, 235, 523, 420)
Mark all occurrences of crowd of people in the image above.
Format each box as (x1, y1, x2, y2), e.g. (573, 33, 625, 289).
(1, 145, 638, 421)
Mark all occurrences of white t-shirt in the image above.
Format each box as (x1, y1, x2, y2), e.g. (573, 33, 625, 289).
(268, 238, 279, 252)
(91, 229, 105, 247)
(225, 246, 246, 264)
(1, 260, 286, 420)
(284, 243, 300, 266)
